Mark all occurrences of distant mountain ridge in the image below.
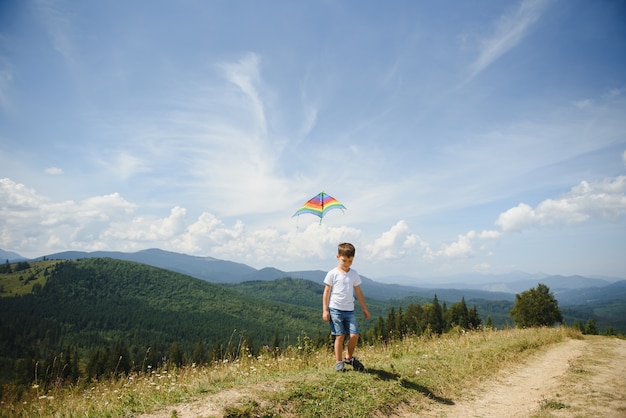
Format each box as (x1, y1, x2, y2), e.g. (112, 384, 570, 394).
(41, 248, 258, 283)
(2, 247, 624, 304)
(2, 248, 625, 333)
(0, 249, 25, 261)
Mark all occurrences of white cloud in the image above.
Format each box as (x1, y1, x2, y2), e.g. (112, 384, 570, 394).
(495, 175, 626, 231)
(106, 206, 189, 243)
(44, 167, 63, 175)
(175, 212, 245, 254)
(2, 170, 623, 277)
(0, 177, 361, 267)
(469, 0, 549, 79)
(0, 178, 138, 253)
(479, 230, 501, 239)
(0, 178, 43, 210)
(365, 220, 433, 261)
(438, 233, 473, 258)
(437, 229, 500, 259)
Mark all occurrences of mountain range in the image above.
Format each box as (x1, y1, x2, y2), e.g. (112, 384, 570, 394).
(2, 248, 624, 308)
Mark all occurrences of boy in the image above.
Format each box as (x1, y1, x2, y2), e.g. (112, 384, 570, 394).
(322, 242, 371, 372)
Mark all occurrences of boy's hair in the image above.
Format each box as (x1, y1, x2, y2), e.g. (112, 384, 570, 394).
(337, 242, 356, 258)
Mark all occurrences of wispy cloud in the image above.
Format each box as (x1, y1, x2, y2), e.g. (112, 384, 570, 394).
(217, 53, 268, 136)
(468, 0, 549, 79)
(34, 0, 76, 64)
(0, 60, 12, 111)
(44, 167, 63, 175)
(96, 151, 151, 181)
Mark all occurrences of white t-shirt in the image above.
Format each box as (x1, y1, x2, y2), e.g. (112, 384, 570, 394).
(324, 267, 362, 311)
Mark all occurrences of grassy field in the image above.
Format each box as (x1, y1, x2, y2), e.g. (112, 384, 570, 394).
(0, 260, 60, 297)
(0, 327, 585, 417)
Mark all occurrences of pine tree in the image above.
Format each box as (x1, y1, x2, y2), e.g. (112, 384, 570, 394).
(584, 318, 598, 335)
(192, 341, 207, 365)
(169, 342, 185, 367)
(485, 315, 493, 329)
(0, 260, 11, 274)
(429, 295, 444, 334)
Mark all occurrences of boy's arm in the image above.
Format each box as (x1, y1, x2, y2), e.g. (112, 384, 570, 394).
(322, 284, 332, 322)
(354, 285, 370, 319)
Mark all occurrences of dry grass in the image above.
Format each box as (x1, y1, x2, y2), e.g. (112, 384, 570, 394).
(1, 327, 576, 417)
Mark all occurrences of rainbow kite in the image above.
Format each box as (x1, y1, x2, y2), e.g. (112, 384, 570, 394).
(292, 191, 346, 224)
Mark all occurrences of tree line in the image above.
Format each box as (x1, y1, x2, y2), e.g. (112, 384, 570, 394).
(363, 295, 482, 343)
(0, 260, 31, 274)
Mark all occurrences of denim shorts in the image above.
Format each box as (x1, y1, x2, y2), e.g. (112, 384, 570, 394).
(329, 308, 359, 336)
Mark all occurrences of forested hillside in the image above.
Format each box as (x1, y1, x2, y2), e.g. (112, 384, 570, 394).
(0, 259, 327, 388)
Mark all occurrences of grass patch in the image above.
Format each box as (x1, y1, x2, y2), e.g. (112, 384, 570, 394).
(0, 261, 60, 297)
(540, 397, 568, 410)
(1, 327, 575, 417)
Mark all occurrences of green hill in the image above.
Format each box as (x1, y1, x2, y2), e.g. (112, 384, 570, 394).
(0, 259, 328, 387)
(226, 277, 395, 321)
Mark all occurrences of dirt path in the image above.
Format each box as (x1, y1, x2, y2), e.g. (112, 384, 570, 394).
(142, 336, 626, 418)
(139, 384, 282, 418)
(418, 336, 626, 418)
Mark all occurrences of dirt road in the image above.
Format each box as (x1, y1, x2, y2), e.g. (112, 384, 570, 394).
(142, 336, 626, 418)
(418, 336, 626, 417)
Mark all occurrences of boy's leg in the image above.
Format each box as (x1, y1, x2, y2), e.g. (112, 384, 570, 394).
(343, 310, 365, 371)
(345, 333, 359, 360)
(345, 334, 365, 371)
(334, 334, 345, 362)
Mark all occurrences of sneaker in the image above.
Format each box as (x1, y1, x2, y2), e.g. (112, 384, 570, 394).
(334, 361, 345, 372)
(344, 357, 365, 372)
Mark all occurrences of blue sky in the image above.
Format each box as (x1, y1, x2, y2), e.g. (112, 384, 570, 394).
(1, 0, 625, 282)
